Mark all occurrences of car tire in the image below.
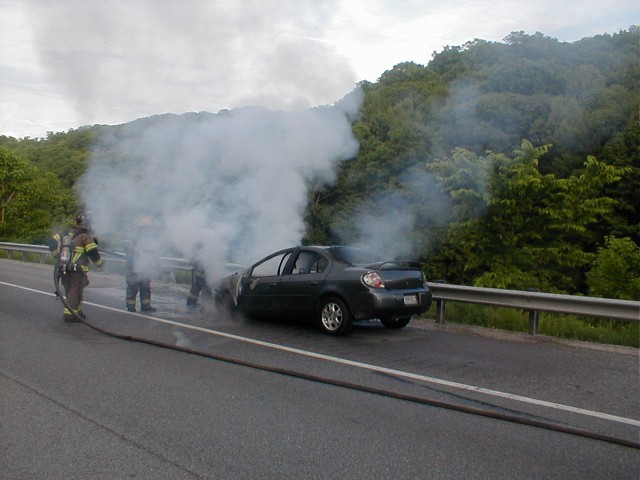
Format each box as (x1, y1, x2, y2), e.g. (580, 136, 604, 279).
(380, 316, 412, 329)
(215, 290, 237, 317)
(317, 297, 353, 336)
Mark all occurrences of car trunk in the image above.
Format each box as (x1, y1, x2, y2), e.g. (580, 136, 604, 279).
(376, 268, 425, 290)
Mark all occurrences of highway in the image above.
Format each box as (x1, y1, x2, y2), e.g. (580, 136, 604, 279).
(1, 259, 638, 479)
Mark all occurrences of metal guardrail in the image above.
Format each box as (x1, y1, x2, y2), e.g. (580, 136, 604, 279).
(0, 242, 193, 269)
(426, 282, 639, 334)
(0, 242, 244, 275)
(1, 242, 638, 334)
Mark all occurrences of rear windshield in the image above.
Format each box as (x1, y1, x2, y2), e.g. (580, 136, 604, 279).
(329, 246, 380, 267)
(328, 246, 418, 270)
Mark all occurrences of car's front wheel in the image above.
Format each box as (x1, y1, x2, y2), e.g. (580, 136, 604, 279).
(380, 316, 411, 329)
(317, 297, 353, 336)
(215, 289, 237, 317)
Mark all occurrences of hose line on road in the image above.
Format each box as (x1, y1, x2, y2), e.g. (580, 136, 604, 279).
(53, 263, 639, 450)
(75, 318, 640, 450)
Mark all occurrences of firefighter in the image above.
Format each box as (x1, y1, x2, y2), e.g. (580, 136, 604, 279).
(124, 216, 158, 312)
(52, 212, 104, 322)
(186, 262, 210, 307)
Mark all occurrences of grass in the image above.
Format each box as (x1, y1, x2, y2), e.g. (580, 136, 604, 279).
(436, 302, 639, 348)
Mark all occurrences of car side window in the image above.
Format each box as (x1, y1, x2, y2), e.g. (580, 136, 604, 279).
(252, 252, 292, 277)
(311, 256, 328, 273)
(291, 251, 327, 274)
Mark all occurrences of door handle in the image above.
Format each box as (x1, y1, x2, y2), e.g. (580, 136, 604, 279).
(308, 281, 318, 286)
(269, 283, 277, 287)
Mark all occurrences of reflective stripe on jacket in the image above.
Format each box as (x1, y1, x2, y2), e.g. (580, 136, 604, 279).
(71, 229, 104, 272)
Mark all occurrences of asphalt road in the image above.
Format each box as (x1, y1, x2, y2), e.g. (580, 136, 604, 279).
(1, 259, 638, 479)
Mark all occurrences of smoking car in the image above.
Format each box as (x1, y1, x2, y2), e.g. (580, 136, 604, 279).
(214, 245, 432, 336)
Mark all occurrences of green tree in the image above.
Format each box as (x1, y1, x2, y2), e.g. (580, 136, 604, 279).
(428, 147, 491, 221)
(0, 148, 73, 242)
(479, 142, 624, 292)
(596, 109, 640, 243)
(430, 141, 625, 292)
(586, 236, 640, 300)
(0, 128, 93, 188)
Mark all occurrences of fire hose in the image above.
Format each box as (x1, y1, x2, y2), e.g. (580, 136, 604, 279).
(52, 263, 640, 450)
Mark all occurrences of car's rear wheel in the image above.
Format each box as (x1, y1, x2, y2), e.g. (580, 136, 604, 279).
(380, 316, 411, 329)
(317, 297, 353, 336)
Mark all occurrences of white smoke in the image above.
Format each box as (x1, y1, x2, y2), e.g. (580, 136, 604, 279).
(335, 168, 452, 260)
(78, 89, 363, 282)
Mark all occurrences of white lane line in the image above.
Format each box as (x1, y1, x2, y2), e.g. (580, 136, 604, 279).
(4, 280, 639, 427)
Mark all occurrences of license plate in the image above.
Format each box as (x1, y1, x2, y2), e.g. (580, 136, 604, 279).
(403, 294, 418, 305)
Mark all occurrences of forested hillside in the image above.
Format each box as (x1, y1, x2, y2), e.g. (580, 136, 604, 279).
(305, 29, 639, 298)
(1, 29, 638, 299)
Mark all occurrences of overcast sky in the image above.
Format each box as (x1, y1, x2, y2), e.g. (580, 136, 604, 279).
(1, 0, 638, 139)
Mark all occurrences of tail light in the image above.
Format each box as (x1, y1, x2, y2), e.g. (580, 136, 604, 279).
(363, 272, 385, 288)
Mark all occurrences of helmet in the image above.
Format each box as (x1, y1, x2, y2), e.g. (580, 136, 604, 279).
(138, 216, 153, 228)
(76, 212, 91, 228)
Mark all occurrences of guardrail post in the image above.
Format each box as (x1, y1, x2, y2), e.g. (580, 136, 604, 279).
(526, 288, 540, 335)
(436, 300, 446, 323)
(432, 280, 446, 323)
(528, 310, 539, 335)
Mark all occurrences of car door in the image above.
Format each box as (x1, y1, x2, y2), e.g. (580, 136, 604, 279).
(239, 249, 293, 316)
(279, 249, 330, 316)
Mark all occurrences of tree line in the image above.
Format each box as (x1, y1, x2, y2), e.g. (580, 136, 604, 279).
(1, 28, 638, 299)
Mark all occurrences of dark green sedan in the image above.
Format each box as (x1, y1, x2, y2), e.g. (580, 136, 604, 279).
(215, 246, 432, 336)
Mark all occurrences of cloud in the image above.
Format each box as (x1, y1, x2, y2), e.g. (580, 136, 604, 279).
(2, 0, 637, 138)
(21, 0, 358, 130)
(326, 0, 639, 80)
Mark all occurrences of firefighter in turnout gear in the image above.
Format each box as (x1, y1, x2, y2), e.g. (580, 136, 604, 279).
(124, 216, 158, 312)
(50, 212, 104, 322)
(187, 262, 210, 307)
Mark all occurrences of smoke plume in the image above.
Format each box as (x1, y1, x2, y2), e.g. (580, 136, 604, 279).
(334, 168, 452, 260)
(78, 89, 363, 282)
